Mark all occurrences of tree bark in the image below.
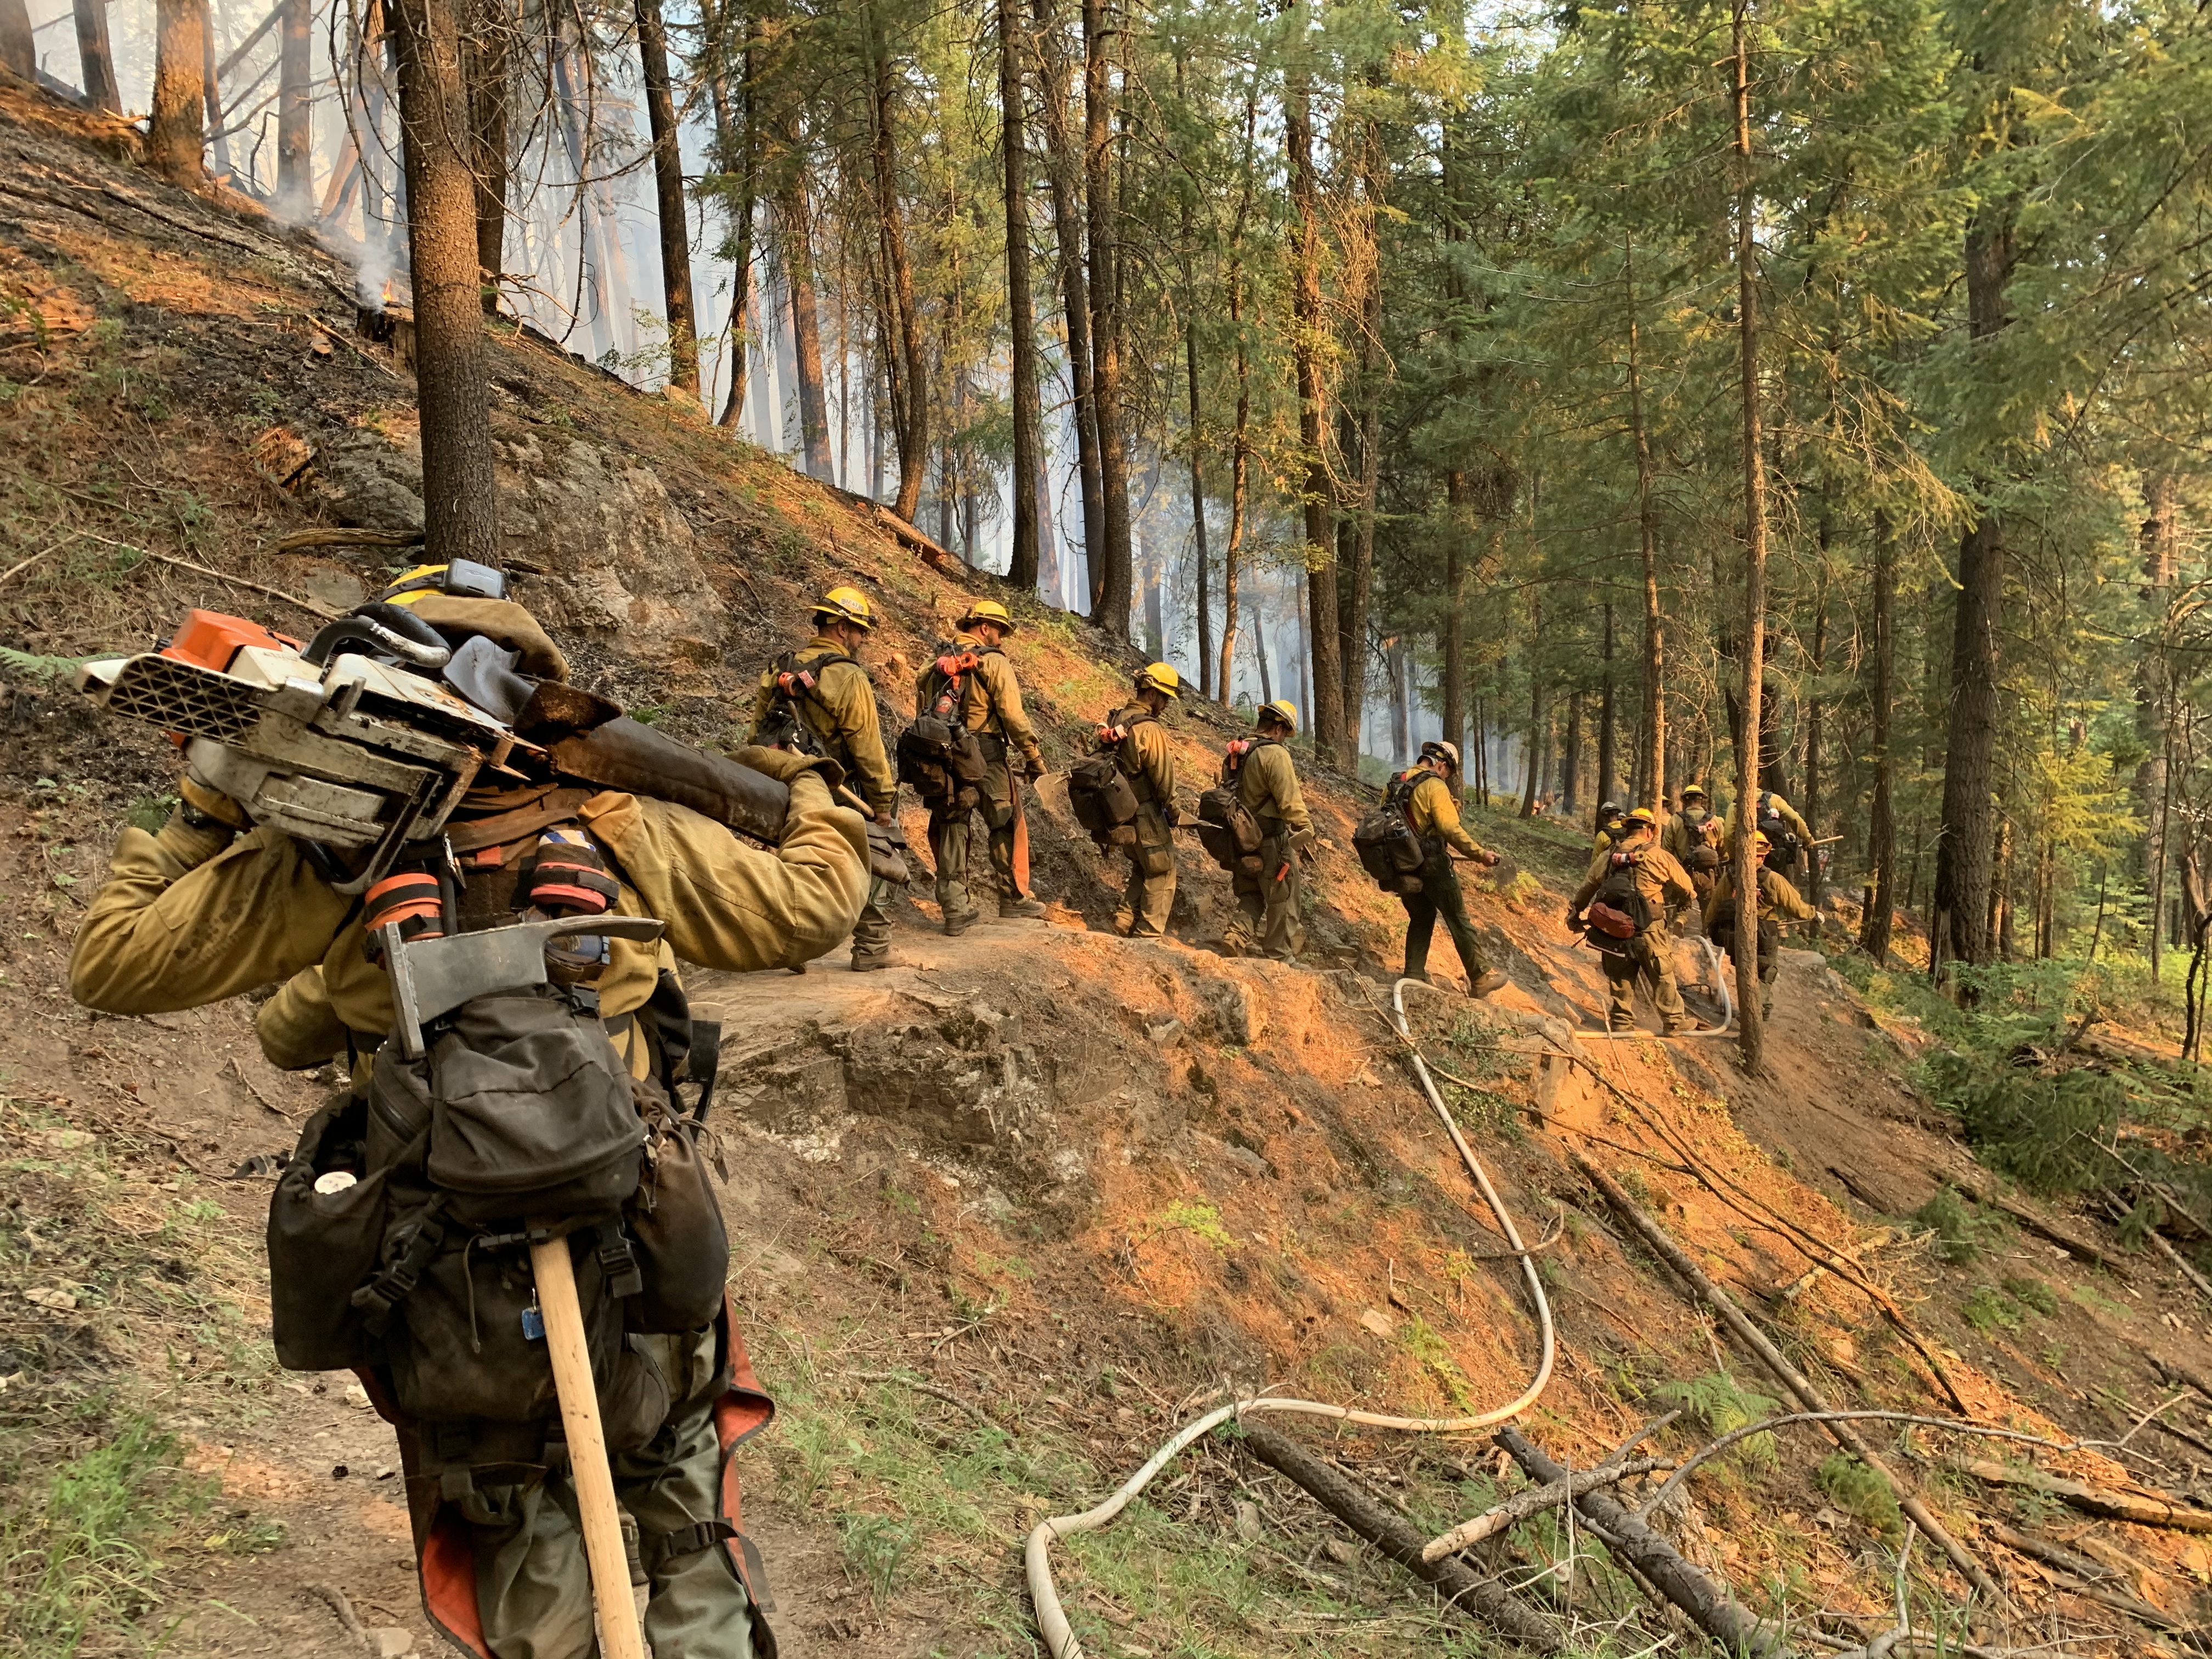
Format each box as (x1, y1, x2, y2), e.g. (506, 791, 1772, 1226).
(1729, 0, 1767, 1067)
(709, 0, 757, 430)
(1623, 234, 1664, 812)
(1031, 0, 1100, 579)
(868, 8, 926, 521)
(1931, 198, 2016, 977)
(150, 0, 210, 187)
(72, 0, 118, 111)
(1442, 472, 1468, 774)
(1081, 0, 1132, 636)
(1859, 518, 1897, 963)
(462, 0, 510, 310)
(636, 0, 698, 400)
(1597, 602, 1617, 804)
(1804, 562, 1826, 913)
(1287, 67, 1341, 759)
(1337, 114, 1384, 768)
(1520, 595, 1544, 819)
(391, 0, 501, 568)
(276, 0, 315, 214)
(2141, 472, 2176, 979)
(1001, 0, 1041, 592)
(778, 188, 833, 476)
(0, 0, 32, 81)
(1251, 600, 1272, 703)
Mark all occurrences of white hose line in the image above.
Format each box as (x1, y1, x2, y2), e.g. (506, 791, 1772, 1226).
(1023, 978, 1556, 1659)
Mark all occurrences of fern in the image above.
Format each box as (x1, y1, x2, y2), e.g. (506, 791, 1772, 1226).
(1653, 1372, 1782, 1468)
(0, 647, 97, 681)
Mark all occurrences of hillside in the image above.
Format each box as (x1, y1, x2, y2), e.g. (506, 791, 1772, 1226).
(9, 76, 2212, 1659)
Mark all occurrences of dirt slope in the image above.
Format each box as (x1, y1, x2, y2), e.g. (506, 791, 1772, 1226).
(8, 72, 2212, 1657)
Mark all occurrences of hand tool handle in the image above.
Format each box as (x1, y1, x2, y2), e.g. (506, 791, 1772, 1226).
(528, 1226, 647, 1659)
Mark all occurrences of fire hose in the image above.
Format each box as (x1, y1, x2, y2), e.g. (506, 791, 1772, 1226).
(1023, 977, 1556, 1658)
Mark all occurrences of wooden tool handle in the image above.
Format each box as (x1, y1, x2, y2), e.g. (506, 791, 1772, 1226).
(529, 1226, 647, 1659)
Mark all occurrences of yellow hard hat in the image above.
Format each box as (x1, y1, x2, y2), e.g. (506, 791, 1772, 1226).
(1623, 806, 1658, 830)
(1136, 662, 1183, 699)
(959, 598, 1015, 633)
(379, 559, 508, 606)
(1680, 782, 1708, 800)
(813, 586, 877, 630)
(1420, 739, 1460, 773)
(1258, 698, 1298, 733)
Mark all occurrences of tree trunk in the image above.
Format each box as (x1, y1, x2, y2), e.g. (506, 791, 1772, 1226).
(1443, 472, 1468, 772)
(1186, 320, 1211, 696)
(1624, 234, 1664, 812)
(0, 0, 32, 80)
(72, 0, 119, 110)
(1081, 0, 1131, 636)
(1729, 0, 1767, 1068)
(1287, 67, 1341, 760)
(1804, 562, 1826, 914)
(2141, 472, 2177, 978)
(710, 0, 757, 430)
(1859, 518, 1897, 963)
(1520, 594, 1544, 818)
(1561, 692, 1582, 809)
(1216, 86, 1255, 704)
(1031, 0, 1101, 577)
(1338, 114, 1384, 768)
(1252, 601, 1272, 704)
(868, 10, 926, 522)
(461, 0, 510, 310)
(391, 0, 501, 568)
(1001, 0, 1041, 592)
(778, 188, 832, 476)
(1598, 602, 1617, 804)
(276, 0, 315, 214)
(636, 0, 698, 400)
(1931, 194, 2016, 977)
(1389, 640, 1410, 766)
(150, 0, 210, 187)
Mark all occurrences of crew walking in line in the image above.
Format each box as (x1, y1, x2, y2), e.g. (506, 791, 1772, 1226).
(1392, 741, 1507, 996)
(1662, 782, 1724, 929)
(1101, 663, 1183, 938)
(1568, 805, 1697, 1034)
(1707, 829, 1819, 1020)
(752, 586, 900, 970)
(1223, 699, 1313, 961)
(915, 599, 1049, 935)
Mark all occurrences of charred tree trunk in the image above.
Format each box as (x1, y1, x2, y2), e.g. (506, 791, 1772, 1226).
(1931, 198, 2017, 977)
(1729, 0, 1767, 1067)
(1624, 234, 1664, 812)
(1081, 0, 1131, 636)
(1287, 68, 1341, 760)
(1598, 602, 1618, 804)
(391, 0, 501, 568)
(1000, 0, 1041, 592)
(710, 0, 757, 429)
(1032, 0, 1100, 577)
(462, 0, 510, 310)
(780, 189, 833, 477)
(276, 0, 315, 214)
(1252, 600, 1272, 704)
(1442, 472, 1468, 773)
(1217, 83, 1255, 704)
(1859, 520, 1897, 963)
(0, 0, 32, 81)
(1338, 115, 1384, 766)
(72, 0, 119, 111)
(636, 0, 698, 399)
(150, 0, 210, 187)
(868, 8, 926, 522)
(1804, 562, 1827, 915)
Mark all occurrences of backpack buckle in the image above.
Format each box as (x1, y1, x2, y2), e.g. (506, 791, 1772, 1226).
(596, 1228, 644, 1300)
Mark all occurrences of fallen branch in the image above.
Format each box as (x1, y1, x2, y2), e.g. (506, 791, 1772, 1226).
(1986, 1523, 2193, 1635)
(1947, 1175, 2129, 1278)
(1573, 1152, 2002, 1602)
(1495, 1426, 1785, 1657)
(843, 1369, 1001, 1431)
(1960, 1457, 2212, 1533)
(0, 530, 83, 589)
(1237, 1420, 1565, 1654)
(2106, 1192, 2212, 1305)
(1421, 1455, 1670, 1559)
(272, 524, 424, 553)
(305, 1581, 373, 1656)
(131, 545, 340, 620)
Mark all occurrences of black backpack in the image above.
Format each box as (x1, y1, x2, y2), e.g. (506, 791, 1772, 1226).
(1756, 793, 1800, 861)
(1354, 770, 1427, 895)
(1585, 848, 1655, 956)
(898, 648, 988, 808)
(756, 648, 859, 761)
(1706, 881, 1780, 973)
(1069, 714, 1153, 845)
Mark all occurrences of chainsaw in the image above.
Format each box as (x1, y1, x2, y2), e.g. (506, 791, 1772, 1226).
(76, 602, 907, 894)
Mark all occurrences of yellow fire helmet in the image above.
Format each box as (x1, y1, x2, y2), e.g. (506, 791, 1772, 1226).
(1136, 662, 1183, 699)
(959, 598, 1016, 633)
(1680, 782, 1708, 800)
(1623, 806, 1658, 831)
(1257, 698, 1299, 733)
(812, 585, 877, 630)
(1420, 739, 1460, 773)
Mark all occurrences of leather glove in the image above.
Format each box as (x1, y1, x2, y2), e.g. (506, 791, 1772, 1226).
(1023, 751, 1048, 779)
(733, 743, 845, 789)
(179, 774, 250, 830)
(1565, 905, 1586, 933)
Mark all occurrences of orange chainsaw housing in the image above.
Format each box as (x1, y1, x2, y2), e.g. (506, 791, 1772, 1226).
(160, 609, 300, 673)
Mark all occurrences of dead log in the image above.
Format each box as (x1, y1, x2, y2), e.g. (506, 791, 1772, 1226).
(1235, 1419, 1565, 1654)
(1985, 1524, 2191, 1635)
(1573, 1152, 2002, 1601)
(1945, 1175, 2129, 1278)
(1496, 1426, 1785, 1658)
(1961, 1458, 2212, 1534)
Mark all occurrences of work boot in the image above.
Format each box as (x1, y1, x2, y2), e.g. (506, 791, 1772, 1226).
(943, 907, 980, 937)
(1000, 896, 1048, 919)
(850, 952, 890, 973)
(1469, 970, 1508, 999)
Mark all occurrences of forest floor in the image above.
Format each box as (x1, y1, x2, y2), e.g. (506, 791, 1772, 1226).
(7, 67, 2212, 1659)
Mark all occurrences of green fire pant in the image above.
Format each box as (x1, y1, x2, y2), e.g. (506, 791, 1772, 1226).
(928, 757, 1020, 919)
(1599, 931, 1686, 1032)
(1115, 803, 1176, 938)
(1401, 845, 1488, 987)
(1231, 831, 1303, 960)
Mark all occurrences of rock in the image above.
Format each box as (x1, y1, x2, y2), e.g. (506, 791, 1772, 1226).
(24, 1287, 76, 1310)
(1194, 974, 1266, 1045)
(1358, 1308, 1396, 1340)
(1323, 1537, 1360, 1565)
(1146, 1018, 1185, 1047)
(306, 428, 426, 533)
(342, 1382, 374, 1411)
(299, 566, 367, 611)
(44, 1129, 92, 1150)
(1234, 1499, 1263, 1542)
(366, 1628, 415, 1658)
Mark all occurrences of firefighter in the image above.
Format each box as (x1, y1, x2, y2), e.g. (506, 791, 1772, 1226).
(915, 599, 1048, 934)
(1662, 782, 1724, 930)
(1567, 805, 1697, 1034)
(1394, 740, 1507, 996)
(750, 586, 899, 969)
(1104, 663, 1182, 938)
(1592, 799, 1627, 854)
(1707, 829, 1819, 1019)
(70, 582, 867, 1659)
(1224, 698, 1312, 961)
